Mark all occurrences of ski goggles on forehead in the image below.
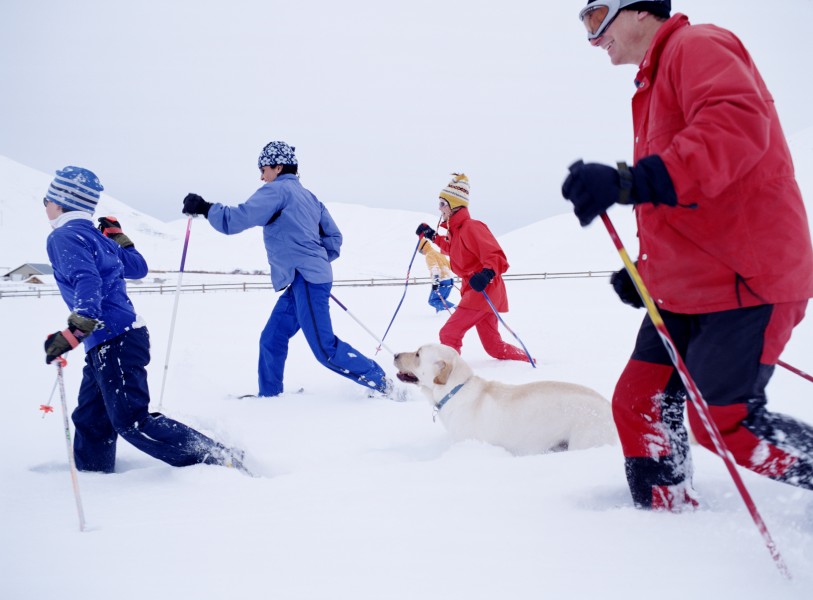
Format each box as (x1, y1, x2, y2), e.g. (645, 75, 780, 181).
(579, 0, 622, 40)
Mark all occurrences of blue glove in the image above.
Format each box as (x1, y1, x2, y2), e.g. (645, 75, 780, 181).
(469, 268, 495, 292)
(561, 155, 677, 227)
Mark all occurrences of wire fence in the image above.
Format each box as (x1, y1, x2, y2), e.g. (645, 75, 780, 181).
(0, 270, 614, 300)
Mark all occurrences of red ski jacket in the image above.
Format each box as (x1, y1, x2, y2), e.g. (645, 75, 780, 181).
(632, 14, 813, 313)
(433, 207, 510, 312)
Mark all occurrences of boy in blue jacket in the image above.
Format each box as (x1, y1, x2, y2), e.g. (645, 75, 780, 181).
(183, 141, 391, 398)
(43, 166, 245, 473)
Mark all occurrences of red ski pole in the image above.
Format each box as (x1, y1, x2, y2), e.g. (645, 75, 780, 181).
(778, 359, 813, 384)
(600, 212, 791, 580)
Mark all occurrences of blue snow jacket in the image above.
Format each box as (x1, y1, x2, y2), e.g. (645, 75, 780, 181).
(206, 174, 342, 291)
(47, 216, 148, 351)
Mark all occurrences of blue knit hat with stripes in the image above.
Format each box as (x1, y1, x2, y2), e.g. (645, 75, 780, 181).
(45, 166, 103, 213)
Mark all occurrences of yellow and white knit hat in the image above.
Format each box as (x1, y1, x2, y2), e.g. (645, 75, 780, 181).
(439, 173, 470, 209)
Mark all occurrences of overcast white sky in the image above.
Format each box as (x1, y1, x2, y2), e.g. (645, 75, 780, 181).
(2, 0, 813, 234)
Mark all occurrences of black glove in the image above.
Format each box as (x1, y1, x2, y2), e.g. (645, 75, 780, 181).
(431, 275, 440, 291)
(44, 331, 74, 364)
(44, 313, 100, 364)
(183, 193, 213, 218)
(469, 268, 495, 292)
(97, 216, 134, 248)
(561, 155, 677, 227)
(610, 265, 644, 309)
(416, 223, 436, 241)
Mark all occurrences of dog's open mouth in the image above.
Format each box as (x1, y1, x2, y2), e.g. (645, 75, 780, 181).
(396, 371, 419, 384)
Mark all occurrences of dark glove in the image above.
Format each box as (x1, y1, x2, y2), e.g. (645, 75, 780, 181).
(561, 155, 677, 227)
(610, 265, 644, 309)
(183, 193, 212, 218)
(431, 276, 440, 291)
(44, 331, 75, 364)
(44, 313, 101, 364)
(469, 268, 495, 292)
(416, 223, 436, 241)
(97, 216, 134, 248)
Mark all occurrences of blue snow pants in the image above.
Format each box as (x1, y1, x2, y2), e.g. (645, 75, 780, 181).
(427, 279, 456, 312)
(72, 327, 224, 472)
(258, 271, 387, 397)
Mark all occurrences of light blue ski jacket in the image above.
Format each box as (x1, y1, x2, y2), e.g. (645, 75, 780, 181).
(206, 174, 342, 291)
(47, 217, 149, 350)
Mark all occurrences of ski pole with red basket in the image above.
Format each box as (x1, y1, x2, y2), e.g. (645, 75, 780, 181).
(49, 357, 87, 532)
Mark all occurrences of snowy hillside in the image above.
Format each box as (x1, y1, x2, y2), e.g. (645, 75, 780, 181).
(2, 157, 813, 599)
(0, 155, 439, 278)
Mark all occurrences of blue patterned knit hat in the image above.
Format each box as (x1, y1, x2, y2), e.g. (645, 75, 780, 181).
(45, 166, 103, 213)
(258, 141, 298, 169)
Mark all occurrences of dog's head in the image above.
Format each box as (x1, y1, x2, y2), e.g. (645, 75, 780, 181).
(393, 344, 471, 392)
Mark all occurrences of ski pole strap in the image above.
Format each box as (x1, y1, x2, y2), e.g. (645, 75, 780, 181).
(61, 328, 82, 349)
(616, 161, 633, 205)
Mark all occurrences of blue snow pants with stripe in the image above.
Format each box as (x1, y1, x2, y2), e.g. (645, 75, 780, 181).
(72, 327, 224, 472)
(258, 271, 387, 397)
(427, 279, 456, 312)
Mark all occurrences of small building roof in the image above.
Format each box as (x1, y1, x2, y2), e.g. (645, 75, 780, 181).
(3, 263, 54, 278)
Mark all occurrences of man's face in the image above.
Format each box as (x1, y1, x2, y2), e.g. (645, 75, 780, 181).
(590, 10, 645, 66)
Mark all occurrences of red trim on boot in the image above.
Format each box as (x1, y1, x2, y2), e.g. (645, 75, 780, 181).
(651, 484, 699, 512)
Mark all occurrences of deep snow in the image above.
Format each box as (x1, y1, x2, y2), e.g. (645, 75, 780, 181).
(2, 155, 813, 599)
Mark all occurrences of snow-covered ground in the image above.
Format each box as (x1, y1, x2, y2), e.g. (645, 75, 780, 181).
(2, 156, 813, 598)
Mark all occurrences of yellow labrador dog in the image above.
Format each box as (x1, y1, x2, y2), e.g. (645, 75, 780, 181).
(394, 344, 617, 455)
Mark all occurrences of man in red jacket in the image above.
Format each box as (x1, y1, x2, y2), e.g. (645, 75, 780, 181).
(416, 173, 529, 362)
(562, 0, 813, 510)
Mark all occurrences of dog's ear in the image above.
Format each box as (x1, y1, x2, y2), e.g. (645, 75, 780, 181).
(433, 360, 452, 385)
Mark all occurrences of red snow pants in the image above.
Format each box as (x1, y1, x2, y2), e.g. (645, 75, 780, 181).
(439, 306, 527, 361)
(614, 301, 813, 510)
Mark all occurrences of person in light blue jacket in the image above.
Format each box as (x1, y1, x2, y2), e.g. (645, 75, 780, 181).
(43, 166, 245, 473)
(183, 141, 391, 398)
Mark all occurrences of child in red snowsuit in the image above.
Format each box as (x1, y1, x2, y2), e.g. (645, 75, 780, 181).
(416, 173, 528, 362)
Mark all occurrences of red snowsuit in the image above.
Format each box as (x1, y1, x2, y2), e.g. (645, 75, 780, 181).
(633, 15, 813, 313)
(432, 207, 527, 361)
(614, 14, 813, 509)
